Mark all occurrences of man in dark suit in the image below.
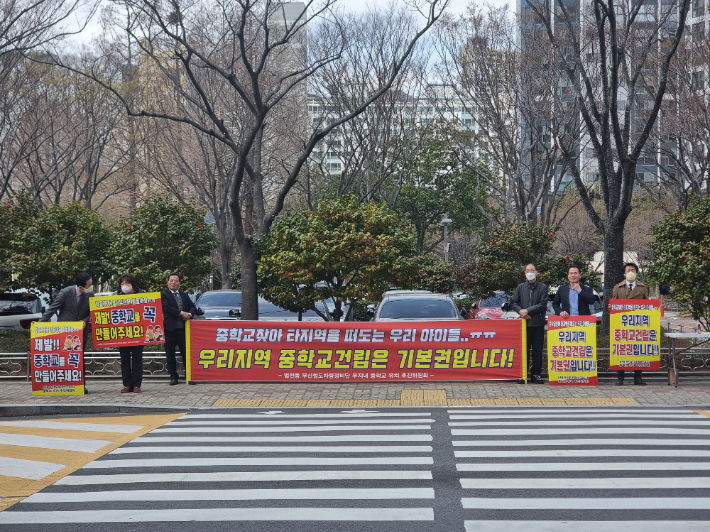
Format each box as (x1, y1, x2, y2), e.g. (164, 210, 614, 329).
(39, 272, 94, 394)
(161, 273, 197, 385)
(552, 264, 597, 318)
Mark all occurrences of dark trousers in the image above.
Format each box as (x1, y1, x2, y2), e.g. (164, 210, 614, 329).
(617, 370, 643, 379)
(527, 325, 545, 376)
(119, 345, 144, 387)
(165, 328, 186, 379)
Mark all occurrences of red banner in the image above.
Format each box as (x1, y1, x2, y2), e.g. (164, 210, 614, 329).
(90, 292, 165, 348)
(31, 321, 85, 395)
(186, 319, 526, 382)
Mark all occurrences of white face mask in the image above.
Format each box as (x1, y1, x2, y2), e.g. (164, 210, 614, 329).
(625, 272, 637, 282)
(526, 272, 537, 281)
(121, 285, 133, 294)
(83, 285, 93, 293)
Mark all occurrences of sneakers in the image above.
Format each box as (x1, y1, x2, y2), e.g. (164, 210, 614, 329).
(529, 375, 545, 384)
(120, 386, 133, 393)
(634, 377, 647, 386)
(615, 378, 624, 386)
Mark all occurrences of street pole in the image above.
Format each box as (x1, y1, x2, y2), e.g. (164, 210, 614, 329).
(441, 214, 452, 263)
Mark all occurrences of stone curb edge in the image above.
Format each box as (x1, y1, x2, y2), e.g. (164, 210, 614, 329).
(3, 402, 710, 417)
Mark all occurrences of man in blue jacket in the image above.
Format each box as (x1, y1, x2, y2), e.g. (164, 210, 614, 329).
(552, 264, 597, 318)
(512, 264, 549, 384)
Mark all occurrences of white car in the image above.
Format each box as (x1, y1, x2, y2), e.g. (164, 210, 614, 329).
(0, 292, 48, 331)
(370, 290, 462, 321)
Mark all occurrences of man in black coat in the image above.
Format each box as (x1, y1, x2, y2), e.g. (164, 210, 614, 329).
(552, 264, 597, 318)
(161, 273, 197, 385)
(511, 264, 549, 384)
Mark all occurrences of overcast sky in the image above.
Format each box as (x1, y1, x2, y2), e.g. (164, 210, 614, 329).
(69, 0, 514, 45)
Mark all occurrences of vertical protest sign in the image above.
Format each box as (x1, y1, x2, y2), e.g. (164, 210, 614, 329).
(90, 293, 165, 348)
(31, 322, 85, 395)
(609, 299, 661, 371)
(547, 316, 597, 385)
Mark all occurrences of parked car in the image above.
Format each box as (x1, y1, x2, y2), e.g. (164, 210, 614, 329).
(469, 291, 519, 319)
(0, 292, 46, 331)
(369, 290, 461, 321)
(194, 290, 348, 321)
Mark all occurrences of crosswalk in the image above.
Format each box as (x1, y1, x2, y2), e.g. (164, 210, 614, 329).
(0, 413, 181, 510)
(0, 410, 437, 529)
(450, 407, 710, 532)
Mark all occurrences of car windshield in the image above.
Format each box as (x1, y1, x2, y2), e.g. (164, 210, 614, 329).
(480, 294, 507, 308)
(0, 297, 39, 314)
(378, 298, 457, 319)
(258, 298, 325, 319)
(197, 292, 242, 307)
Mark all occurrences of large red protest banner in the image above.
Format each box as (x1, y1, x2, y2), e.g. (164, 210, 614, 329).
(186, 319, 527, 382)
(90, 292, 165, 348)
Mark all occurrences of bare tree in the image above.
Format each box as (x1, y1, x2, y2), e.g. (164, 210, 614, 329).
(652, 27, 710, 209)
(525, 0, 692, 327)
(434, 4, 583, 226)
(55, 0, 446, 319)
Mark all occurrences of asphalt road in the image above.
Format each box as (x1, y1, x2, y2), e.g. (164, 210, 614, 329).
(3, 406, 710, 531)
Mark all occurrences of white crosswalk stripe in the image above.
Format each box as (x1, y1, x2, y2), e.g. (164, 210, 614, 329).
(1, 410, 436, 528)
(451, 407, 710, 530)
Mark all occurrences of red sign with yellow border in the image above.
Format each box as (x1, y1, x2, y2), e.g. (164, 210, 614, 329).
(186, 320, 527, 382)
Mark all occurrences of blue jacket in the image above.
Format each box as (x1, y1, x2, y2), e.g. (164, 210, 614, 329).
(552, 284, 596, 315)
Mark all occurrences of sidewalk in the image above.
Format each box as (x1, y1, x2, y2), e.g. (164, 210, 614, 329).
(3, 377, 710, 414)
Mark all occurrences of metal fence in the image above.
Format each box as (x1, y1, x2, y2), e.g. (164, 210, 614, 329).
(3, 348, 710, 380)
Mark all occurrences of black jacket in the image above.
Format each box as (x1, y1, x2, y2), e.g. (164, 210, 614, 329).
(552, 284, 596, 316)
(161, 289, 198, 331)
(511, 280, 549, 328)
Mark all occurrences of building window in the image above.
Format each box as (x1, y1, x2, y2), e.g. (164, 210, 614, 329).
(327, 162, 342, 172)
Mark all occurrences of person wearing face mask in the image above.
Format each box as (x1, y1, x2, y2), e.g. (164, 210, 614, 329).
(39, 272, 94, 394)
(115, 273, 145, 393)
(512, 264, 549, 384)
(612, 262, 649, 386)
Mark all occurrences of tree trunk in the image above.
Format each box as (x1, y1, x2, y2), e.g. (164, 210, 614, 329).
(239, 239, 259, 320)
(601, 219, 625, 333)
(219, 239, 233, 290)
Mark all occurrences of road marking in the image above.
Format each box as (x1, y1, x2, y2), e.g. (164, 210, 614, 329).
(154, 425, 432, 433)
(134, 434, 433, 443)
(449, 413, 701, 419)
(213, 398, 639, 407)
(56, 470, 434, 485)
(457, 462, 710, 472)
(111, 445, 433, 454)
(455, 449, 710, 458)
(448, 409, 691, 414)
(83, 456, 434, 468)
(169, 419, 434, 425)
(187, 413, 432, 418)
(452, 438, 710, 446)
(460, 478, 710, 489)
(0, 421, 144, 433)
(0, 434, 111, 453)
(461, 497, 710, 509)
(0, 507, 436, 523)
(0, 414, 184, 500)
(449, 419, 710, 426)
(452, 428, 710, 436)
(464, 521, 710, 532)
(25, 487, 436, 503)
(0, 457, 64, 480)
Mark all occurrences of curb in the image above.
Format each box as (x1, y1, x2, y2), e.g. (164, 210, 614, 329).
(0, 403, 201, 418)
(3, 402, 710, 417)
